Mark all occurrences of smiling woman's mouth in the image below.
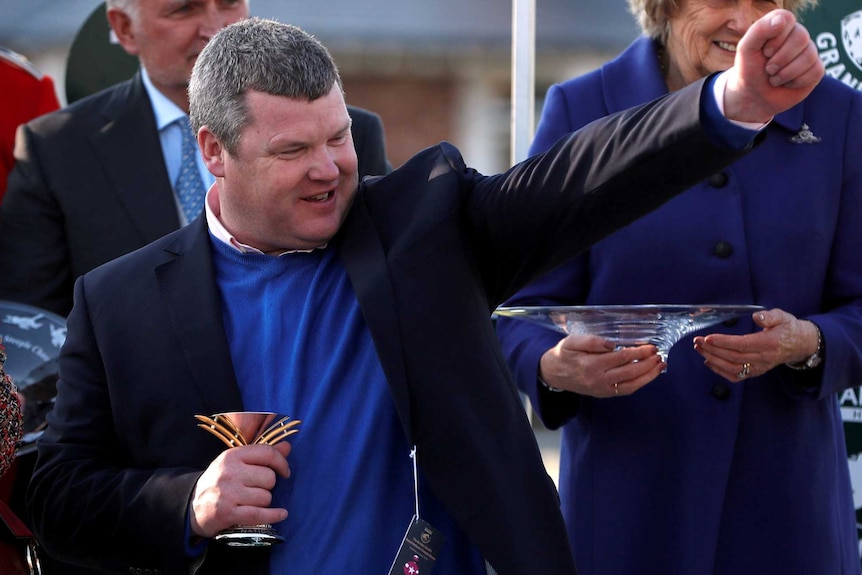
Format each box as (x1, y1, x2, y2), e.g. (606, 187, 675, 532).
(716, 41, 737, 53)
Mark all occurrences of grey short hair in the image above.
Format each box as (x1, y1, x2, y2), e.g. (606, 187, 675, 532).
(105, 0, 138, 20)
(627, 0, 820, 41)
(188, 17, 342, 155)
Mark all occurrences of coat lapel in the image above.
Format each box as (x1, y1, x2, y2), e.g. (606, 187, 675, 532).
(603, 37, 669, 113)
(154, 217, 244, 414)
(336, 192, 413, 440)
(89, 74, 181, 243)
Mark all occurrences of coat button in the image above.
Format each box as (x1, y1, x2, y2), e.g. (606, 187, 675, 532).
(709, 172, 729, 188)
(713, 241, 733, 259)
(711, 382, 731, 400)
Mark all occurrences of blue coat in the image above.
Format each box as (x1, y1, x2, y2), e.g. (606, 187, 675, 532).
(497, 37, 862, 574)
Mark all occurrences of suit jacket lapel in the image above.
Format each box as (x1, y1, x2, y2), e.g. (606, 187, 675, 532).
(337, 192, 413, 440)
(154, 217, 244, 414)
(89, 73, 181, 243)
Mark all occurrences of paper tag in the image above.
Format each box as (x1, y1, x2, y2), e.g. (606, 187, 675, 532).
(388, 516, 446, 575)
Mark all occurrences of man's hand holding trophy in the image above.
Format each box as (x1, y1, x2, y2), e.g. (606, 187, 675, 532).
(191, 411, 300, 547)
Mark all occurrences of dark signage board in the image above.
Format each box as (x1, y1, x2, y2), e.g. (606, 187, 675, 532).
(0, 301, 66, 454)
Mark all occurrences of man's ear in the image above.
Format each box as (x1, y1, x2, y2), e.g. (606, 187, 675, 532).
(199, 127, 226, 178)
(106, 7, 140, 56)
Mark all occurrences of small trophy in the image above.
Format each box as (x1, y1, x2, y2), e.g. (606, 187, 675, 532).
(195, 411, 300, 547)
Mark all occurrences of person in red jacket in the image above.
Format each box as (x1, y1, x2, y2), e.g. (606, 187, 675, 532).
(0, 46, 60, 201)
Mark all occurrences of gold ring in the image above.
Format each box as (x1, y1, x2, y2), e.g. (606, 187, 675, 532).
(737, 362, 751, 379)
(614, 382, 620, 395)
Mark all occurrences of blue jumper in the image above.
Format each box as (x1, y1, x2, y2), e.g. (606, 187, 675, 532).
(210, 237, 484, 573)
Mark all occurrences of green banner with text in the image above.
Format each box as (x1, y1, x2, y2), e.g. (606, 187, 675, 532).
(803, 0, 862, 91)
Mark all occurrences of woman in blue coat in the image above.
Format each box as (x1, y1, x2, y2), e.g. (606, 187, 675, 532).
(496, 0, 862, 573)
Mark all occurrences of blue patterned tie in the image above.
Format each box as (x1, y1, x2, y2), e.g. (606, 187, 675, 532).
(175, 119, 206, 222)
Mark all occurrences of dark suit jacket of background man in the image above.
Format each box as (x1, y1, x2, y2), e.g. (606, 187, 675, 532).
(28, 78, 757, 575)
(0, 72, 390, 318)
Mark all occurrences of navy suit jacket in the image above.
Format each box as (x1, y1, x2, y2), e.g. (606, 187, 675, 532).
(28, 78, 753, 574)
(0, 73, 389, 317)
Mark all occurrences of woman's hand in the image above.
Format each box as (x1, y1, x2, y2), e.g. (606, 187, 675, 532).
(693, 308, 820, 382)
(539, 333, 665, 398)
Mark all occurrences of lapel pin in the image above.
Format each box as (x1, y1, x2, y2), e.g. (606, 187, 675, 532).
(789, 123, 821, 144)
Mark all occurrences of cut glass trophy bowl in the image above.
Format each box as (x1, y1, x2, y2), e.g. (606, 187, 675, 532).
(494, 304, 764, 362)
(195, 411, 300, 547)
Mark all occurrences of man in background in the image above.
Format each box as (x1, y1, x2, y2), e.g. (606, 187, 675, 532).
(0, 0, 389, 318)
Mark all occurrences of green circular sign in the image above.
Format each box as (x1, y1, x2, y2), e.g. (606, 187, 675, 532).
(803, 0, 862, 92)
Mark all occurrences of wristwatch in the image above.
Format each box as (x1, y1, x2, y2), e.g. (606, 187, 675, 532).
(786, 323, 824, 370)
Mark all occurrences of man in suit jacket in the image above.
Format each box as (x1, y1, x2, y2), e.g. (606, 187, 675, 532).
(0, 0, 389, 318)
(27, 14, 822, 575)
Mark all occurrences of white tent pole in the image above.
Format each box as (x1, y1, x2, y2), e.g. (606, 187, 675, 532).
(511, 0, 537, 425)
(511, 0, 536, 165)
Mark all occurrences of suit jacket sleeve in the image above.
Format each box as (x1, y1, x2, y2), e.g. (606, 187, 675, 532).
(0, 123, 75, 316)
(466, 76, 758, 308)
(26, 276, 203, 572)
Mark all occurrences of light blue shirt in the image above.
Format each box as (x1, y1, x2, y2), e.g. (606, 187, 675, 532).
(141, 67, 215, 225)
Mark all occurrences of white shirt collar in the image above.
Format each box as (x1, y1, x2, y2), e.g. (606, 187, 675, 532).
(204, 186, 326, 256)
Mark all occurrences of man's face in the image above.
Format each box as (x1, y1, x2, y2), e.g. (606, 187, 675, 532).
(108, 0, 249, 110)
(202, 87, 360, 254)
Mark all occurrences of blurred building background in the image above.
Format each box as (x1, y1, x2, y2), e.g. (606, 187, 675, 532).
(0, 0, 640, 174)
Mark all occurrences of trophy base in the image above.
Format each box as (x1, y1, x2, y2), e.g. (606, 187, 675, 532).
(214, 525, 285, 547)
